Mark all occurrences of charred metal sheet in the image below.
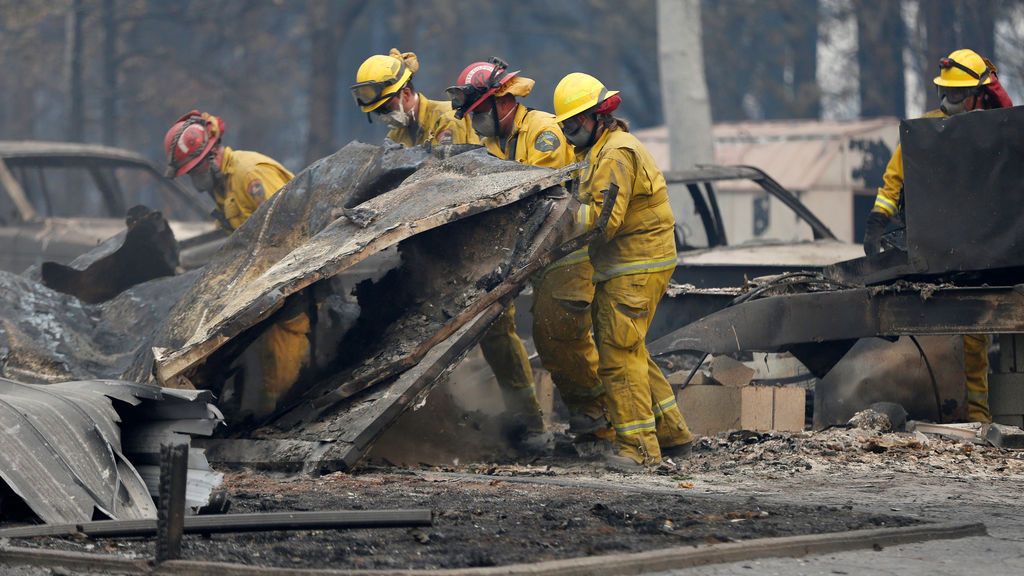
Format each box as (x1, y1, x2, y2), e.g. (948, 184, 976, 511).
(40, 206, 180, 303)
(0, 270, 197, 383)
(0, 378, 222, 525)
(146, 143, 576, 386)
(825, 248, 914, 287)
(649, 285, 1024, 357)
(903, 107, 1024, 275)
(829, 108, 1024, 286)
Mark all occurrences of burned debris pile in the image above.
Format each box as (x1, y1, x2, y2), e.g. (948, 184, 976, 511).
(1, 140, 582, 481)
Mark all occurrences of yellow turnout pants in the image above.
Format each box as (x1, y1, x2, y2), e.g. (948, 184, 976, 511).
(532, 261, 606, 422)
(593, 270, 692, 465)
(479, 303, 544, 432)
(258, 312, 311, 412)
(963, 334, 990, 423)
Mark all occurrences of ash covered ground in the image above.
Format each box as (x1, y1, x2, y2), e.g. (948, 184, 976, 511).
(9, 468, 915, 571)
(7, 424, 1024, 572)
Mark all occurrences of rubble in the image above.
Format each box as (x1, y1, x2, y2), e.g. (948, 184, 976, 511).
(984, 422, 1024, 449)
(37, 205, 180, 304)
(848, 402, 907, 432)
(677, 426, 1024, 480)
(2, 470, 919, 571)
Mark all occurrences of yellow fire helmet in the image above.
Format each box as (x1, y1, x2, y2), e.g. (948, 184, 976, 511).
(553, 72, 619, 123)
(352, 54, 412, 113)
(934, 48, 994, 87)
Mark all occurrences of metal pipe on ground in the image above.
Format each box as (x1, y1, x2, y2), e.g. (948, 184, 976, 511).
(0, 509, 433, 539)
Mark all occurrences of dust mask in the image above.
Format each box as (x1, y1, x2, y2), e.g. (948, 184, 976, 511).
(379, 97, 412, 129)
(471, 101, 516, 139)
(940, 96, 966, 116)
(471, 107, 499, 137)
(189, 159, 221, 195)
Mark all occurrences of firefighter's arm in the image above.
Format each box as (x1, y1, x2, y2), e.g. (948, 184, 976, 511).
(587, 149, 634, 241)
(872, 144, 903, 217)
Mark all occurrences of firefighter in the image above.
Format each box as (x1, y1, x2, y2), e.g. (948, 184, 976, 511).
(352, 49, 479, 147)
(163, 110, 308, 414)
(447, 58, 613, 451)
(863, 49, 1013, 423)
(552, 73, 693, 471)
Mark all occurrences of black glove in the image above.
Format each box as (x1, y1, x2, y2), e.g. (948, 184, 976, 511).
(863, 211, 889, 257)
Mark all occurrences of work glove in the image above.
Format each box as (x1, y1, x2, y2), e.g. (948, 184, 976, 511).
(863, 211, 889, 257)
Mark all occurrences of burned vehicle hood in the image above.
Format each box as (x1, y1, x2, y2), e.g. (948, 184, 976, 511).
(673, 240, 861, 288)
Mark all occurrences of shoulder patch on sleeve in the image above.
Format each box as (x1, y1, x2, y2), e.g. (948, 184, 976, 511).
(247, 179, 266, 203)
(534, 130, 561, 153)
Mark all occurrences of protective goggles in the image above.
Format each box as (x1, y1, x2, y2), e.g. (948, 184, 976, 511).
(937, 85, 977, 104)
(445, 57, 510, 119)
(559, 114, 586, 137)
(350, 62, 408, 108)
(939, 57, 990, 85)
(445, 85, 489, 119)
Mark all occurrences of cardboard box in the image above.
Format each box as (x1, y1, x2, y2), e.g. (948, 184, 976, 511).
(678, 385, 805, 435)
(708, 355, 755, 388)
(678, 385, 742, 435)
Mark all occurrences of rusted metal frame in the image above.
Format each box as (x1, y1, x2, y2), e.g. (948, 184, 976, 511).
(155, 443, 188, 563)
(649, 286, 1024, 356)
(750, 168, 836, 241)
(685, 182, 722, 247)
(0, 158, 36, 221)
(87, 165, 125, 218)
(703, 180, 729, 245)
(664, 164, 837, 241)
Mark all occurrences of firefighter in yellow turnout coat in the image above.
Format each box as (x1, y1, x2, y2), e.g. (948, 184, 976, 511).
(864, 49, 1014, 423)
(447, 58, 611, 447)
(164, 110, 308, 414)
(353, 49, 478, 147)
(553, 73, 693, 470)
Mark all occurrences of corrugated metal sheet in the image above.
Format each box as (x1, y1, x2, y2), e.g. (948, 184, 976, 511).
(0, 378, 222, 524)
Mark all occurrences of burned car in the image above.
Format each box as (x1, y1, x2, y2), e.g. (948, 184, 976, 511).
(0, 141, 221, 274)
(510, 165, 862, 343)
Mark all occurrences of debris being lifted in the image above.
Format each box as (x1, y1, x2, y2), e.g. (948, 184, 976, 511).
(0, 378, 222, 525)
(0, 141, 585, 472)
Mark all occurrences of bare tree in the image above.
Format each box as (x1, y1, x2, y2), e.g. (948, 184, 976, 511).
(65, 0, 85, 142)
(855, 0, 906, 118)
(658, 0, 713, 169)
(790, 0, 821, 118)
(102, 0, 117, 145)
(306, 0, 366, 165)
